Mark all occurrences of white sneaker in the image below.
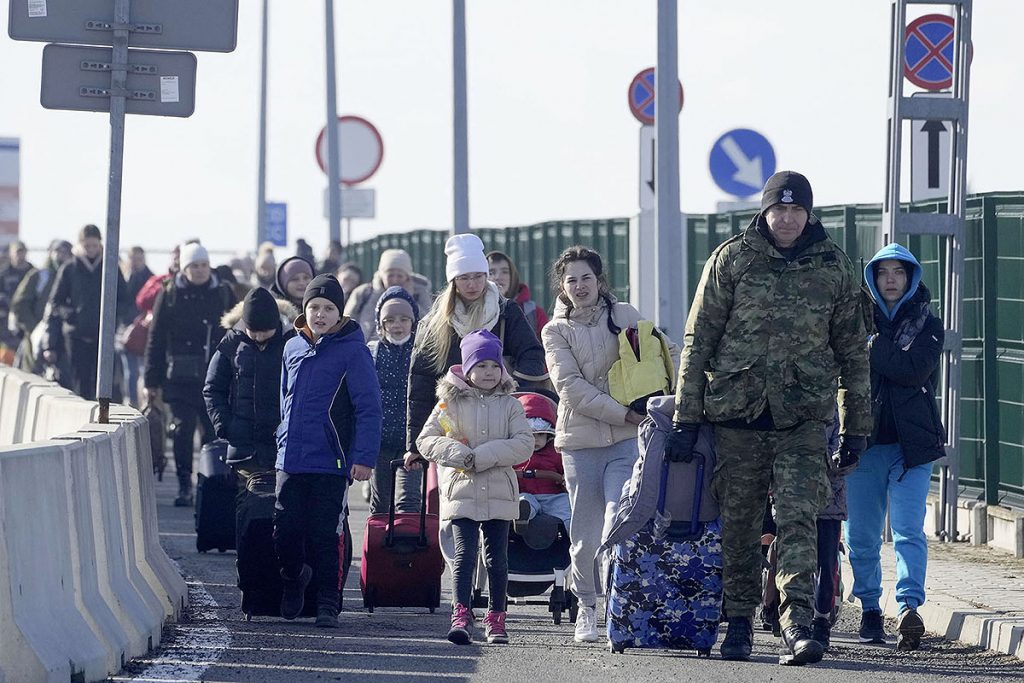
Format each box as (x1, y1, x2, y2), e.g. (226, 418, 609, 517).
(574, 605, 600, 643)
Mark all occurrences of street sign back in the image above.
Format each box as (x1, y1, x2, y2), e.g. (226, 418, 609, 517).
(8, 0, 238, 52)
(41, 43, 196, 117)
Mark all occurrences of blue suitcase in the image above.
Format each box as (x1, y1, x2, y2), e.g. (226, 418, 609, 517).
(606, 453, 723, 655)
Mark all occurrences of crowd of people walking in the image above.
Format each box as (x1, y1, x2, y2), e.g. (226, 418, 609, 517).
(2, 170, 945, 662)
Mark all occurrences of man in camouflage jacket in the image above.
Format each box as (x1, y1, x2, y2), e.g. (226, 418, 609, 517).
(665, 171, 871, 665)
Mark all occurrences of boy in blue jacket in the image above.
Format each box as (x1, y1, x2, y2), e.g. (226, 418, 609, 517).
(275, 274, 382, 628)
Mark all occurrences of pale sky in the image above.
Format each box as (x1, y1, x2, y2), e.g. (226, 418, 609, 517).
(2, 1, 1022, 260)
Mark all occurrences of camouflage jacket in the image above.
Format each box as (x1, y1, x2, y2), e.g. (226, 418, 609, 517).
(673, 217, 872, 436)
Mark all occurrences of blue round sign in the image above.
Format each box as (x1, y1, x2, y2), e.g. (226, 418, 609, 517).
(708, 129, 775, 198)
(904, 14, 955, 90)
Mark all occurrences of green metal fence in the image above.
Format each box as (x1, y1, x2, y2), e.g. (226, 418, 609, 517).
(349, 192, 1024, 507)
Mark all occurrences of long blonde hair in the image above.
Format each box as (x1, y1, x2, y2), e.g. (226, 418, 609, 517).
(415, 281, 490, 374)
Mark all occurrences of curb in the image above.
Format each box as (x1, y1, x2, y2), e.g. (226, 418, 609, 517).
(841, 559, 1024, 660)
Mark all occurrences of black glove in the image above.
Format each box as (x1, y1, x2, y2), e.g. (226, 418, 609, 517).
(833, 435, 866, 475)
(664, 422, 701, 462)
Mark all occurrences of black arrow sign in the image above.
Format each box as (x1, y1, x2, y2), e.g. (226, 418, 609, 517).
(647, 136, 656, 194)
(921, 119, 946, 189)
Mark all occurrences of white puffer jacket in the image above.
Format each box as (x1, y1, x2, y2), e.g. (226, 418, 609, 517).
(542, 297, 680, 451)
(416, 366, 533, 522)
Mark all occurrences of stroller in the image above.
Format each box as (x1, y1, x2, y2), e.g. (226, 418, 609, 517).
(472, 390, 578, 624)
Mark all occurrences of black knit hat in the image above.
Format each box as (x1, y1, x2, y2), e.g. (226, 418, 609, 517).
(302, 273, 346, 313)
(242, 287, 279, 331)
(760, 170, 813, 214)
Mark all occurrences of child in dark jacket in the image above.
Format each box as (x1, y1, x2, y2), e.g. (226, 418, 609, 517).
(275, 274, 382, 628)
(367, 286, 421, 515)
(513, 392, 571, 532)
(203, 287, 295, 477)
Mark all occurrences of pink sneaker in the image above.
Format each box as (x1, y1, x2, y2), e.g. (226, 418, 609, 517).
(483, 610, 509, 644)
(447, 603, 474, 645)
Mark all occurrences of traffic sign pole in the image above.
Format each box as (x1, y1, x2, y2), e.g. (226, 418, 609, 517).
(655, 0, 684, 343)
(256, 0, 269, 248)
(452, 0, 469, 235)
(95, 0, 130, 422)
(324, 0, 343, 248)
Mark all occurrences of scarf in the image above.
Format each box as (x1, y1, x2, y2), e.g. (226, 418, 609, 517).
(451, 281, 501, 339)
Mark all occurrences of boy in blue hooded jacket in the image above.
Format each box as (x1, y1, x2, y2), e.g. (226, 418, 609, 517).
(274, 274, 382, 628)
(844, 243, 945, 652)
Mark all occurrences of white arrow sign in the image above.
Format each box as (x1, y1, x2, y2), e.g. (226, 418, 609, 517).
(719, 135, 764, 190)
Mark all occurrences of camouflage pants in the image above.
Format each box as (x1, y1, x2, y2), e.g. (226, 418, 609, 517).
(714, 420, 830, 628)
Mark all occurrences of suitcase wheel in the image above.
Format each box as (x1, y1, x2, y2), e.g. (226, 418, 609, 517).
(429, 606, 435, 614)
(697, 648, 711, 658)
(609, 642, 625, 654)
(244, 613, 252, 622)
(550, 587, 564, 625)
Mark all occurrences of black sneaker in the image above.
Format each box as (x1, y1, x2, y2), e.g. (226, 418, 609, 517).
(315, 605, 338, 628)
(720, 616, 753, 661)
(859, 609, 888, 645)
(780, 624, 824, 665)
(174, 481, 193, 507)
(279, 564, 312, 620)
(810, 616, 831, 650)
(896, 608, 925, 651)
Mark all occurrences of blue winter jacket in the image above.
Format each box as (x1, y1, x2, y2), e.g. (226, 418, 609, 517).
(276, 316, 383, 476)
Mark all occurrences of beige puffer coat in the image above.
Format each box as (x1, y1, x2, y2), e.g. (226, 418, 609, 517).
(416, 366, 533, 522)
(542, 297, 680, 451)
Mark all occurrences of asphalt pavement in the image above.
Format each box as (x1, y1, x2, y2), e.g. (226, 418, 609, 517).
(110, 463, 1024, 683)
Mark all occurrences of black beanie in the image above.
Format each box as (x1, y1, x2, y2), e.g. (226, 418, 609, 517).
(242, 287, 280, 331)
(302, 273, 346, 313)
(760, 170, 813, 214)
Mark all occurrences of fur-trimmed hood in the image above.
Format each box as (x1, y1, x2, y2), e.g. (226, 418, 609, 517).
(436, 364, 517, 403)
(221, 296, 298, 330)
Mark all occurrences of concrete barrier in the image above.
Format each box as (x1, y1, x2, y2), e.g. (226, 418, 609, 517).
(0, 368, 188, 682)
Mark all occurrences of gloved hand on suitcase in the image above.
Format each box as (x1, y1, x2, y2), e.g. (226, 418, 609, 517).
(832, 435, 866, 475)
(664, 422, 701, 462)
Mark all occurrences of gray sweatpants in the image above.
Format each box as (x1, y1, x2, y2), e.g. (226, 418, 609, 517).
(562, 439, 639, 606)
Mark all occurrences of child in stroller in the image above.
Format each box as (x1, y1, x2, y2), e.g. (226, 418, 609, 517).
(477, 391, 577, 623)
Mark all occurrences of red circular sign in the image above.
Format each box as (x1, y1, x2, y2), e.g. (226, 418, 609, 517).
(315, 115, 384, 186)
(627, 68, 683, 125)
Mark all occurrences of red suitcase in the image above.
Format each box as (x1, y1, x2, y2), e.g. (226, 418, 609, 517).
(361, 459, 444, 612)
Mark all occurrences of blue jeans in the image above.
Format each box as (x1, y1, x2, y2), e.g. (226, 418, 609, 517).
(843, 443, 933, 613)
(520, 492, 572, 531)
(121, 351, 142, 407)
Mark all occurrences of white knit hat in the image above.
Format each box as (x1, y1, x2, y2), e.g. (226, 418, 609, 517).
(444, 234, 488, 282)
(179, 242, 209, 271)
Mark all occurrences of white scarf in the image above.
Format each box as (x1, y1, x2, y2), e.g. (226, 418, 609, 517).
(451, 281, 501, 339)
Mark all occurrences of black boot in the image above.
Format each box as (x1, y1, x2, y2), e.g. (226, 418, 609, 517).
(279, 564, 312, 620)
(315, 604, 338, 628)
(174, 474, 193, 507)
(780, 624, 824, 665)
(810, 616, 831, 650)
(720, 616, 753, 661)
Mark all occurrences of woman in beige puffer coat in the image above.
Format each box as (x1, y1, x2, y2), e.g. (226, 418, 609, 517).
(417, 329, 533, 643)
(541, 246, 679, 643)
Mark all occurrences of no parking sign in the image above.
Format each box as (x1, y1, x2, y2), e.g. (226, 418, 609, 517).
(904, 14, 966, 91)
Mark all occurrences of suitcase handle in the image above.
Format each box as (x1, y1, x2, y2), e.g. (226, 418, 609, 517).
(656, 452, 704, 538)
(386, 458, 429, 548)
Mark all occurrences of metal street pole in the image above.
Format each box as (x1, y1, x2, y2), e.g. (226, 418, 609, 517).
(452, 0, 469, 235)
(96, 0, 131, 423)
(655, 0, 685, 341)
(325, 0, 343, 245)
(256, 0, 269, 249)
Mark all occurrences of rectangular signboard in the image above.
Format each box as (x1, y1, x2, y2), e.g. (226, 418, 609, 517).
(9, 0, 238, 52)
(910, 94, 952, 203)
(264, 202, 287, 247)
(323, 187, 377, 219)
(0, 138, 19, 246)
(41, 43, 197, 117)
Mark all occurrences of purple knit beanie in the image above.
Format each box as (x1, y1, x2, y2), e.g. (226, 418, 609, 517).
(460, 329, 504, 374)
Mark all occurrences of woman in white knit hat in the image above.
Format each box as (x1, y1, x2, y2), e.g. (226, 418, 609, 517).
(344, 248, 433, 342)
(405, 233, 548, 466)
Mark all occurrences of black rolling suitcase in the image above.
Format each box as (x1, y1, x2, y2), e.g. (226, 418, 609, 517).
(195, 439, 238, 552)
(236, 471, 353, 620)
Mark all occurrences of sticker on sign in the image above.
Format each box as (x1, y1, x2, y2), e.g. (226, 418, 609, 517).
(315, 116, 384, 185)
(28, 0, 47, 18)
(160, 76, 180, 103)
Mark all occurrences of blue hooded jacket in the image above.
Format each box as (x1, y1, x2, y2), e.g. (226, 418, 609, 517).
(370, 286, 419, 451)
(864, 243, 922, 320)
(276, 316, 382, 476)
(862, 243, 945, 469)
